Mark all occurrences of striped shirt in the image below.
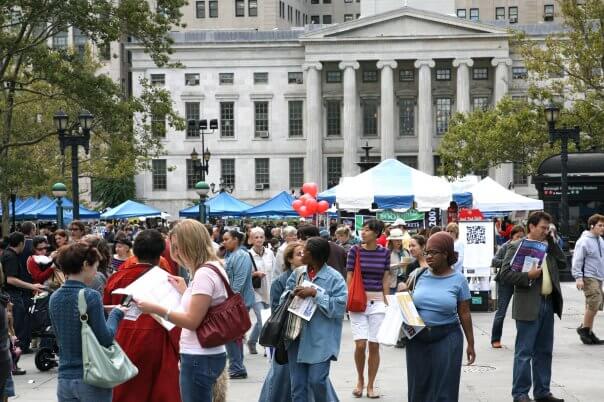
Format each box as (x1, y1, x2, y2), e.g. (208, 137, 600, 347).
(346, 245, 391, 292)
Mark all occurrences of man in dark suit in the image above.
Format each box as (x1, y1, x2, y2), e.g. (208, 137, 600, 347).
(500, 211, 566, 402)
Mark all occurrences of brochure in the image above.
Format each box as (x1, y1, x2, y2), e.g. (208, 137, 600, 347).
(510, 239, 548, 273)
(287, 280, 322, 321)
(395, 292, 425, 339)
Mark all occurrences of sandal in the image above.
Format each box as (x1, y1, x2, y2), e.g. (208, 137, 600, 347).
(352, 388, 363, 398)
(367, 389, 381, 399)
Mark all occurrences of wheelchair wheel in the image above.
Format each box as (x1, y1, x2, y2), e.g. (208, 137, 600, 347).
(35, 347, 57, 371)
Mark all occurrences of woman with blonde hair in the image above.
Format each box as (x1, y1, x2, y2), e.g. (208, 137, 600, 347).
(135, 219, 229, 401)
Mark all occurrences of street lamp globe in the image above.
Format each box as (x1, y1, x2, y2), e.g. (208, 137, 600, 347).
(78, 110, 94, 130)
(195, 181, 210, 197)
(190, 148, 199, 161)
(204, 147, 211, 162)
(544, 103, 560, 124)
(53, 110, 69, 131)
(52, 182, 68, 198)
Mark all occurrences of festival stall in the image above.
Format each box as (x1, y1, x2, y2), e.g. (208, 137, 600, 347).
(100, 200, 162, 220)
(243, 191, 298, 217)
(14, 196, 54, 220)
(468, 177, 544, 212)
(179, 191, 253, 218)
(34, 199, 101, 220)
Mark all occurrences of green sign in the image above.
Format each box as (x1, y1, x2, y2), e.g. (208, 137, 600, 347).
(354, 215, 365, 234)
(377, 209, 424, 222)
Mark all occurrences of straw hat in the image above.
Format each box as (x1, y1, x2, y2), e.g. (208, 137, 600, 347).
(387, 228, 405, 240)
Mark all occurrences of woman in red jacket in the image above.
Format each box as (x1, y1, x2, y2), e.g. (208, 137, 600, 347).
(26, 236, 54, 285)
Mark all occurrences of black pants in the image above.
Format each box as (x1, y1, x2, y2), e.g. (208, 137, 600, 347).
(7, 291, 32, 351)
(0, 356, 10, 396)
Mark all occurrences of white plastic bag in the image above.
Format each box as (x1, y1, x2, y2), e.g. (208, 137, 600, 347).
(376, 295, 403, 346)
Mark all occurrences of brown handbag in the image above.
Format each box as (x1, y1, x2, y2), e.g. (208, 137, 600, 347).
(196, 263, 252, 348)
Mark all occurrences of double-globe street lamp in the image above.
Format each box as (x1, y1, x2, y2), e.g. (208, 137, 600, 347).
(189, 118, 217, 224)
(544, 103, 581, 244)
(52, 182, 68, 229)
(53, 110, 93, 220)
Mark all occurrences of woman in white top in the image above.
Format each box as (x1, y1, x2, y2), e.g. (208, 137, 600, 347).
(135, 219, 228, 402)
(247, 227, 275, 354)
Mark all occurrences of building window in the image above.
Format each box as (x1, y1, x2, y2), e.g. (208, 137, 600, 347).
(509, 6, 518, 23)
(326, 71, 342, 83)
(254, 72, 268, 84)
(363, 99, 378, 137)
(323, 15, 332, 24)
(311, 0, 318, 3)
(235, 0, 244, 17)
(151, 114, 166, 137)
(185, 73, 200, 86)
(326, 100, 341, 137)
(220, 102, 235, 138)
(150, 74, 165, 86)
(209, 0, 218, 17)
(513, 163, 528, 186)
(249, 0, 257, 16)
(289, 158, 304, 190)
(456, 9, 466, 19)
(219, 72, 234, 85)
(512, 67, 528, 79)
(288, 101, 303, 137)
(221, 159, 235, 188)
(363, 70, 378, 82)
(152, 160, 167, 190)
(254, 101, 269, 137)
(344, 14, 353, 22)
(186, 159, 202, 189)
(196, 1, 205, 18)
(255, 158, 270, 189)
(399, 99, 414, 136)
(469, 8, 479, 21)
(396, 156, 418, 169)
(344, 0, 353, 2)
(310, 15, 320, 24)
(544, 4, 554, 21)
(435, 98, 452, 135)
(288, 72, 303, 84)
(399, 69, 414, 81)
(472, 67, 488, 80)
(495, 7, 505, 20)
(73, 28, 87, 59)
(52, 31, 68, 49)
(435, 68, 451, 81)
(327, 157, 342, 188)
(185, 102, 200, 138)
(323, 0, 331, 3)
(472, 97, 489, 111)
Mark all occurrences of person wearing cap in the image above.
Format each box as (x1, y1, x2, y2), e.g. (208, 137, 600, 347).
(406, 231, 475, 402)
(386, 229, 411, 294)
(391, 218, 412, 250)
(111, 234, 133, 271)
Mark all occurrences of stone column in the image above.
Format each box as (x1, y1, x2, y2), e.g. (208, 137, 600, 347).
(377, 60, 398, 161)
(339, 61, 360, 178)
(414, 59, 435, 174)
(303, 62, 323, 187)
(492, 58, 512, 104)
(453, 58, 474, 113)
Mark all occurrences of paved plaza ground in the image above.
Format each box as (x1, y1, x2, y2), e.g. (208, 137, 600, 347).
(12, 282, 604, 401)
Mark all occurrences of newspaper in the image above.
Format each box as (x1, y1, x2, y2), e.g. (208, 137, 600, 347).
(287, 280, 322, 321)
(510, 239, 548, 273)
(395, 292, 425, 339)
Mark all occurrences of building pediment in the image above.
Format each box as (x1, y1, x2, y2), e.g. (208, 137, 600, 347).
(301, 7, 509, 41)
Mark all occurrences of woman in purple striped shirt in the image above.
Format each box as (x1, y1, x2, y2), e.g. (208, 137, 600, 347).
(346, 219, 390, 399)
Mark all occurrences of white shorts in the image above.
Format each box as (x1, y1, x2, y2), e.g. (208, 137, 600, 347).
(349, 300, 386, 343)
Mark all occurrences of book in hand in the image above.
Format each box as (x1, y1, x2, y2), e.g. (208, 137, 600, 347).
(510, 239, 548, 273)
(287, 280, 322, 321)
(395, 292, 425, 339)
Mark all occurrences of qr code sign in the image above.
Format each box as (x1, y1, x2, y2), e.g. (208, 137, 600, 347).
(466, 226, 486, 245)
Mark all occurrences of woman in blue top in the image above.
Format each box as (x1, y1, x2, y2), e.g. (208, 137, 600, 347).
(49, 242, 126, 402)
(406, 231, 475, 402)
(283, 237, 347, 402)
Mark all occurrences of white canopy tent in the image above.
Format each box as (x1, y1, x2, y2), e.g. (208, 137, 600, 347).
(469, 177, 544, 212)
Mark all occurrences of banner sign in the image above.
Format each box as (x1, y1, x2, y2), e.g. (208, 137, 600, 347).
(424, 209, 441, 228)
(459, 221, 494, 278)
(377, 209, 424, 223)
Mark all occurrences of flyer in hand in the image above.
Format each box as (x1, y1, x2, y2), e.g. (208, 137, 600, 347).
(510, 239, 548, 273)
(288, 280, 322, 321)
(395, 292, 425, 339)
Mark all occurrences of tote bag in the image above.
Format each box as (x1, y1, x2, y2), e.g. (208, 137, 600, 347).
(259, 292, 295, 348)
(346, 246, 367, 312)
(78, 289, 138, 388)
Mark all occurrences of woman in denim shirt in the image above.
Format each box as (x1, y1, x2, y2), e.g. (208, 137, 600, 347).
(283, 237, 347, 402)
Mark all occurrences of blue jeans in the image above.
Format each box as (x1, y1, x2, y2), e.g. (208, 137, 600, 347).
(57, 379, 112, 402)
(512, 297, 554, 400)
(258, 354, 292, 402)
(287, 340, 338, 402)
(249, 301, 265, 345)
(491, 281, 514, 343)
(226, 339, 247, 376)
(180, 353, 227, 402)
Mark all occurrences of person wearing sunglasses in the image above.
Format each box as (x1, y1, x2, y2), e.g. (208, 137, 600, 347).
(68, 221, 86, 243)
(26, 236, 55, 285)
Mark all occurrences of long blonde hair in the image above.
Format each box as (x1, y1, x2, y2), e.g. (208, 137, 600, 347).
(170, 219, 217, 276)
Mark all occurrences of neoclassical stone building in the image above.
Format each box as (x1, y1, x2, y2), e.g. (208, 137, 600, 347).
(129, 6, 550, 217)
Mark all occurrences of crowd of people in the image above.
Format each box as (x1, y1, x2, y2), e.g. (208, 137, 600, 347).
(0, 211, 601, 401)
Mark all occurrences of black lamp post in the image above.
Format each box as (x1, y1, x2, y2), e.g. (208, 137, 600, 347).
(195, 181, 210, 223)
(53, 110, 93, 220)
(52, 182, 67, 229)
(189, 118, 218, 181)
(544, 102, 580, 242)
(9, 193, 16, 232)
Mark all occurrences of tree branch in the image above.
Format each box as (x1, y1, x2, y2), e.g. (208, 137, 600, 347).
(0, 131, 57, 152)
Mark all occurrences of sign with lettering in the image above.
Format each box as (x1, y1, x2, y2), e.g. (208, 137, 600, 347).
(542, 183, 604, 201)
(376, 209, 424, 223)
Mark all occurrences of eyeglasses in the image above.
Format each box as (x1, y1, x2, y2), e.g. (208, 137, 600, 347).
(35, 247, 48, 251)
(295, 252, 304, 257)
(69, 227, 81, 231)
(424, 250, 442, 257)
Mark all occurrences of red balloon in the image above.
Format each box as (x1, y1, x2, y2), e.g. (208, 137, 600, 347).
(298, 206, 308, 217)
(317, 200, 329, 213)
(292, 199, 303, 211)
(302, 182, 318, 198)
(300, 194, 312, 203)
(306, 198, 318, 213)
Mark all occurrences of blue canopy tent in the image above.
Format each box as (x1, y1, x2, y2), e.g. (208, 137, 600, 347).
(0, 197, 31, 216)
(35, 200, 100, 220)
(243, 191, 298, 217)
(100, 200, 161, 220)
(179, 192, 253, 218)
(15, 196, 54, 220)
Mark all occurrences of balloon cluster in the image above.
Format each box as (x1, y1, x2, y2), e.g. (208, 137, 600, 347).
(292, 182, 330, 217)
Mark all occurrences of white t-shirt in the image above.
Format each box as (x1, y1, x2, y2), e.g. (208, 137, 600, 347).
(179, 262, 229, 355)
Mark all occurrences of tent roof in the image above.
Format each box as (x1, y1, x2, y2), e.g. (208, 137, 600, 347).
(35, 200, 100, 220)
(16, 196, 54, 219)
(179, 192, 253, 217)
(244, 191, 298, 217)
(100, 200, 162, 220)
(470, 177, 543, 212)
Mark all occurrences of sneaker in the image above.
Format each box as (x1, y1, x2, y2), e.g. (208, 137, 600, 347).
(577, 325, 594, 345)
(535, 394, 564, 402)
(589, 331, 604, 345)
(229, 372, 248, 379)
(246, 342, 258, 355)
(11, 368, 26, 376)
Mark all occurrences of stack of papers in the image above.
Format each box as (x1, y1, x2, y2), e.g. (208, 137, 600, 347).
(395, 292, 425, 339)
(288, 280, 323, 321)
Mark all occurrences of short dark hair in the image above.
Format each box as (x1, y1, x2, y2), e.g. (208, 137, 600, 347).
(429, 226, 442, 237)
(56, 243, 101, 275)
(527, 211, 551, 231)
(32, 236, 48, 248)
(588, 214, 604, 229)
(69, 220, 86, 232)
(226, 229, 244, 244)
(510, 225, 526, 238)
(305, 237, 330, 266)
(362, 219, 384, 236)
(298, 225, 321, 241)
(8, 232, 25, 248)
(21, 221, 35, 236)
(411, 234, 427, 248)
(133, 229, 165, 263)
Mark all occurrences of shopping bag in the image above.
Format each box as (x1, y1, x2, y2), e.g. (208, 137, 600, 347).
(376, 295, 403, 346)
(346, 246, 367, 312)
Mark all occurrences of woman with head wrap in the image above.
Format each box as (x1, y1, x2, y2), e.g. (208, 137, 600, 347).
(405, 231, 475, 402)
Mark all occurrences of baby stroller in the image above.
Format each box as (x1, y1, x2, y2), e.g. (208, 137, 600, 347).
(29, 291, 59, 371)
